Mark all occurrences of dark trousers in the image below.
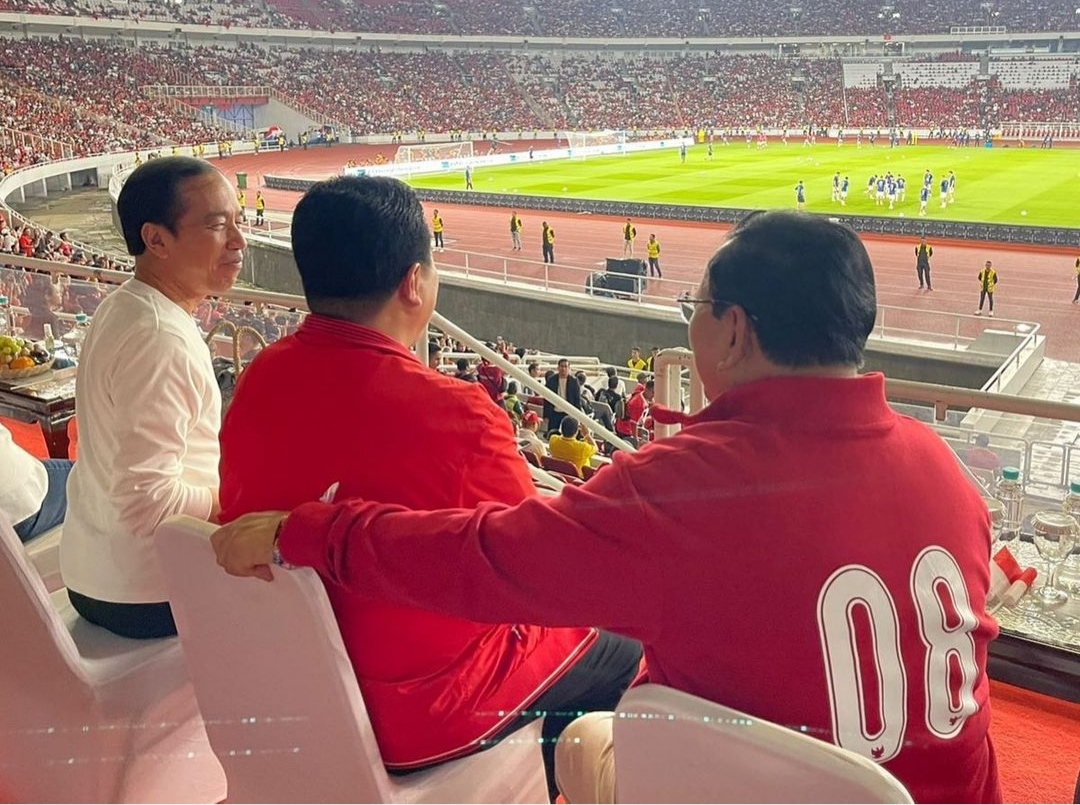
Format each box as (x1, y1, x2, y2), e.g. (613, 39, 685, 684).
(648, 257, 661, 278)
(68, 589, 176, 640)
(543, 244, 554, 264)
(391, 630, 642, 800)
(916, 264, 931, 288)
(979, 289, 994, 312)
(434, 232, 444, 248)
(1073, 277, 1080, 303)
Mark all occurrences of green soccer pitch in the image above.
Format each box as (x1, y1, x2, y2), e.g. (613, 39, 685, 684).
(407, 144, 1080, 227)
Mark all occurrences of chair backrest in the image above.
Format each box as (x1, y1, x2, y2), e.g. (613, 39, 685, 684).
(589, 400, 614, 420)
(613, 685, 913, 804)
(540, 454, 582, 479)
(520, 448, 542, 468)
(1, 415, 49, 458)
(155, 516, 390, 803)
(0, 515, 103, 801)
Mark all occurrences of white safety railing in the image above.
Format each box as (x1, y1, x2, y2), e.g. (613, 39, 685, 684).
(437, 247, 697, 308)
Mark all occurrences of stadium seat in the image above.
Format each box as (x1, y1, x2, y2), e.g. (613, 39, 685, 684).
(520, 448, 542, 468)
(24, 524, 64, 593)
(1, 415, 49, 459)
(541, 454, 583, 479)
(155, 515, 549, 804)
(0, 514, 226, 803)
(613, 684, 913, 804)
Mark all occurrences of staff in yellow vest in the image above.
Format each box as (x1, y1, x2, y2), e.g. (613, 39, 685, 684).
(1072, 256, 1080, 304)
(975, 260, 997, 317)
(622, 218, 636, 257)
(237, 188, 247, 223)
(542, 222, 555, 264)
(255, 191, 265, 227)
(509, 212, 522, 251)
(646, 234, 661, 278)
(432, 210, 445, 252)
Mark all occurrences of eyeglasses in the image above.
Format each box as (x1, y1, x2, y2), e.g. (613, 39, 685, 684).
(678, 297, 759, 326)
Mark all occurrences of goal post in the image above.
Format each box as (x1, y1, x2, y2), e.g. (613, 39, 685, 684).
(393, 140, 474, 166)
(566, 130, 629, 159)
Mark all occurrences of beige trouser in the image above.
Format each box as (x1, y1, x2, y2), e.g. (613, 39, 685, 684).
(555, 712, 617, 804)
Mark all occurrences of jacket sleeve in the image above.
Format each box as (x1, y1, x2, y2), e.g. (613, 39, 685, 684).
(278, 457, 663, 642)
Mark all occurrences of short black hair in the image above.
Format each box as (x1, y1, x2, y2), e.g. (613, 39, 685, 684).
(456, 357, 469, 371)
(117, 156, 218, 256)
(291, 176, 431, 310)
(705, 210, 876, 368)
(607, 375, 620, 390)
(507, 381, 518, 395)
(560, 416, 578, 437)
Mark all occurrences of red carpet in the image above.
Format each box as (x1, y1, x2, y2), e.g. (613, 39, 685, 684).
(992, 680, 1080, 804)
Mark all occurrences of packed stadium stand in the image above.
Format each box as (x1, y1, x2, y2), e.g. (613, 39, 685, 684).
(4, 0, 1079, 36)
(0, 37, 1077, 174)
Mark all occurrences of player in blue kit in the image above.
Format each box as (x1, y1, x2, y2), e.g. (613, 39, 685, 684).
(919, 184, 930, 216)
(947, 170, 957, 204)
(875, 176, 886, 206)
(897, 175, 906, 203)
(940, 177, 949, 209)
(839, 175, 849, 206)
(831, 172, 840, 202)
(795, 180, 806, 210)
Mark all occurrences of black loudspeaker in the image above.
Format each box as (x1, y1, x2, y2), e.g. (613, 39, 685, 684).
(605, 258, 646, 276)
(604, 272, 645, 297)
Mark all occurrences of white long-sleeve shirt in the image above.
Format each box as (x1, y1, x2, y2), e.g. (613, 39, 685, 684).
(0, 423, 47, 526)
(61, 279, 220, 603)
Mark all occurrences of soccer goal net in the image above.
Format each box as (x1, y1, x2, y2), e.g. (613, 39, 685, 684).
(566, 130, 628, 159)
(394, 140, 474, 166)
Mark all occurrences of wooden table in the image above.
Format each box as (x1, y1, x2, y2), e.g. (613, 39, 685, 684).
(0, 367, 76, 458)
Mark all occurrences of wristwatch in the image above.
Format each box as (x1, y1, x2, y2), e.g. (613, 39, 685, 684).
(271, 514, 294, 569)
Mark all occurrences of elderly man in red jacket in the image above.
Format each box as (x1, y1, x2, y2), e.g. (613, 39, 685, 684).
(215, 210, 1001, 804)
(216, 176, 642, 795)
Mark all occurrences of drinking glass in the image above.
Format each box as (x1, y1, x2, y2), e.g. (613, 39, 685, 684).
(1031, 511, 1078, 607)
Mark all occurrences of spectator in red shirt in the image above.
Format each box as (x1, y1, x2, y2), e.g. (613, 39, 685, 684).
(215, 210, 1001, 805)
(216, 175, 641, 797)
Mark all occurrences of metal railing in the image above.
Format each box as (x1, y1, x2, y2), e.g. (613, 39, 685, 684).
(437, 246, 697, 307)
(10, 255, 1080, 500)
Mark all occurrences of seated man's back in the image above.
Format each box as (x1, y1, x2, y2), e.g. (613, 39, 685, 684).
(214, 177, 647, 791)
(219, 317, 597, 767)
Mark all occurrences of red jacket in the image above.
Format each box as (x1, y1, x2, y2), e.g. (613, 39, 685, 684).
(218, 315, 595, 769)
(279, 373, 1001, 804)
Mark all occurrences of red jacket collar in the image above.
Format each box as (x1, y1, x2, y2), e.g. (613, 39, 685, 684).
(652, 373, 896, 435)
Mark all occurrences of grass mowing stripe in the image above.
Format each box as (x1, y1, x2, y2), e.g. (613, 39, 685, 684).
(410, 145, 1079, 227)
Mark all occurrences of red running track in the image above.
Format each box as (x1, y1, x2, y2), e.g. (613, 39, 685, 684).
(219, 145, 1080, 361)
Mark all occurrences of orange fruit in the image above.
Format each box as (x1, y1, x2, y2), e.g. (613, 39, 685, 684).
(8, 357, 35, 370)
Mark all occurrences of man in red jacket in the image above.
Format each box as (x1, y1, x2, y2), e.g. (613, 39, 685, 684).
(216, 176, 642, 794)
(215, 211, 1001, 804)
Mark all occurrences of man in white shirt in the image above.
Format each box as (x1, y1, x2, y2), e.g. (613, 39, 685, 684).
(516, 411, 547, 457)
(61, 156, 246, 639)
(0, 423, 70, 542)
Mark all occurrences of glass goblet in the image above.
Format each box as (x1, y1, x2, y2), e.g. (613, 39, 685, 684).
(1031, 511, 1079, 607)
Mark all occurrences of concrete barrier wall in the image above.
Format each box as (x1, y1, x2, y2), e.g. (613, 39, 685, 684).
(242, 237, 1001, 385)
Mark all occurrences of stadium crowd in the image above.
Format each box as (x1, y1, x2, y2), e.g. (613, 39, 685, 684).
(0, 40, 1078, 174)
(3, 0, 1078, 37)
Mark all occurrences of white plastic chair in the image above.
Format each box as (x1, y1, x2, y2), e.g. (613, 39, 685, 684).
(613, 685, 913, 804)
(25, 523, 64, 592)
(0, 514, 226, 803)
(155, 515, 548, 804)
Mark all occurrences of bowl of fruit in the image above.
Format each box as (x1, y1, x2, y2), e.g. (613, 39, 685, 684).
(0, 336, 55, 380)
